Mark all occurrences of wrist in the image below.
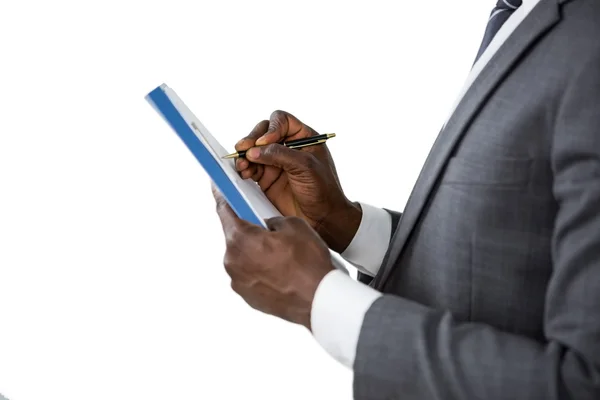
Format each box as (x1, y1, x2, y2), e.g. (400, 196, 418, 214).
(300, 262, 335, 331)
(317, 200, 362, 253)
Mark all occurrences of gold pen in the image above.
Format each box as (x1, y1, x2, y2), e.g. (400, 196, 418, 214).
(222, 133, 336, 159)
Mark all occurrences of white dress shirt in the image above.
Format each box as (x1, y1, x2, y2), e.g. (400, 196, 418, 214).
(311, 0, 543, 369)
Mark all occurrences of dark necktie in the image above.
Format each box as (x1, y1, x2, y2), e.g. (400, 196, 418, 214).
(474, 0, 523, 62)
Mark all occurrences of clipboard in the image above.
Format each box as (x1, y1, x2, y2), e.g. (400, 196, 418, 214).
(145, 84, 349, 272)
(146, 84, 282, 227)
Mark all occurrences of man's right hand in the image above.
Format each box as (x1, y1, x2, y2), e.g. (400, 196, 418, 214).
(235, 110, 362, 253)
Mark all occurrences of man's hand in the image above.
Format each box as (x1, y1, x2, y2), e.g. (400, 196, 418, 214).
(212, 185, 335, 330)
(235, 110, 361, 253)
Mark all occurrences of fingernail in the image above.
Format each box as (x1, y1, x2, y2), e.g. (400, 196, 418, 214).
(247, 147, 260, 159)
(255, 136, 268, 146)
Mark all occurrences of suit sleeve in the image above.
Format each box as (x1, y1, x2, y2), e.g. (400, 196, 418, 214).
(352, 54, 600, 398)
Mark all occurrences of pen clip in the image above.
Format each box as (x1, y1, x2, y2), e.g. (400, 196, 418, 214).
(287, 139, 327, 149)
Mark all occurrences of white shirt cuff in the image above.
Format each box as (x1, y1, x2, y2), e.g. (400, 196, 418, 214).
(311, 269, 382, 369)
(341, 202, 392, 276)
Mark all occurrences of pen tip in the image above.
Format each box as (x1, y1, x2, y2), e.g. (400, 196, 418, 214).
(222, 154, 237, 159)
(326, 133, 336, 139)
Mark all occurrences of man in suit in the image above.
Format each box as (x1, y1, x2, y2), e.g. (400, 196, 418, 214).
(213, 0, 600, 398)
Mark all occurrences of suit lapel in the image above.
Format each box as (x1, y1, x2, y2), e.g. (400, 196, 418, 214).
(372, 0, 561, 290)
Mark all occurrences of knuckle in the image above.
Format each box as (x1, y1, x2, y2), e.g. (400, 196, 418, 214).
(223, 252, 235, 274)
(223, 243, 244, 272)
(217, 199, 231, 214)
(262, 144, 279, 158)
(268, 120, 280, 133)
(263, 143, 276, 154)
(227, 227, 242, 245)
(249, 120, 269, 137)
(269, 111, 287, 130)
(270, 109, 286, 119)
(257, 119, 269, 130)
(215, 198, 227, 212)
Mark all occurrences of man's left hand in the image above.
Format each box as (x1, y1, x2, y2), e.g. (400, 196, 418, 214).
(212, 185, 335, 330)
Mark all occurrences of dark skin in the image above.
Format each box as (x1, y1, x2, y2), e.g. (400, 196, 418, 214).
(235, 110, 362, 253)
(213, 185, 334, 330)
(213, 110, 362, 329)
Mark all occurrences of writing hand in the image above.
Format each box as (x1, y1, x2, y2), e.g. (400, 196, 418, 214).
(235, 110, 361, 253)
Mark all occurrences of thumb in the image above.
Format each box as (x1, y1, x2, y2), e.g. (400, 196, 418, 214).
(265, 216, 288, 231)
(246, 144, 313, 173)
(265, 216, 307, 232)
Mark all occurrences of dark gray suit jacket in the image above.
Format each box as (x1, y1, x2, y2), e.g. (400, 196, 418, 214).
(353, 0, 600, 398)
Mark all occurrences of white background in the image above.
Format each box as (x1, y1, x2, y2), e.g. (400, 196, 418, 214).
(0, 1, 489, 399)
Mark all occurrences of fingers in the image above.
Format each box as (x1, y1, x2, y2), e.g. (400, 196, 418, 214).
(236, 157, 250, 172)
(239, 163, 264, 181)
(212, 184, 238, 232)
(251, 164, 264, 181)
(236, 120, 269, 178)
(236, 111, 316, 183)
(245, 143, 315, 173)
(211, 182, 224, 204)
(256, 110, 314, 146)
(239, 166, 254, 180)
(236, 120, 270, 152)
(256, 165, 282, 192)
(212, 184, 259, 240)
